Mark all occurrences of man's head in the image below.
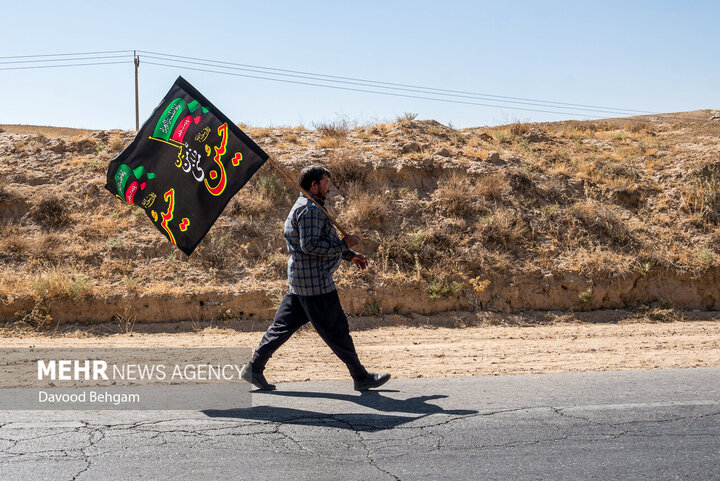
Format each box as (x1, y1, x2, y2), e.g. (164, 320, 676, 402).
(299, 165, 331, 200)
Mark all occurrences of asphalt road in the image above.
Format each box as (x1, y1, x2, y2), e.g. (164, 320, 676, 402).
(1, 368, 718, 480)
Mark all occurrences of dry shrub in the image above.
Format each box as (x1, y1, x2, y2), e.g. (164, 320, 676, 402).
(247, 127, 272, 138)
(476, 172, 511, 202)
(559, 247, 634, 278)
(314, 119, 349, 139)
(433, 174, 481, 217)
(317, 136, 347, 148)
(569, 200, 634, 247)
(231, 190, 275, 218)
(433, 173, 511, 218)
(623, 121, 653, 134)
(40, 233, 64, 250)
(0, 225, 30, 254)
(559, 121, 613, 134)
(326, 151, 371, 187)
(474, 209, 530, 252)
(679, 168, 720, 224)
(434, 175, 475, 217)
(108, 134, 126, 152)
(31, 196, 72, 228)
(342, 191, 389, 228)
(509, 123, 530, 136)
(377, 227, 453, 273)
(32, 266, 92, 299)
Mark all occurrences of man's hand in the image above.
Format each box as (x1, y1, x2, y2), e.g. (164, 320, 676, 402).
(351, 253, 368, 270)
(343, 234, 359, 249)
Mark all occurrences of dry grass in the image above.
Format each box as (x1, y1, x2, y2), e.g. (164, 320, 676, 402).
(679, 168, 720, 224)
(314, 119, 349, 138)
(341, 190, 389, 228)
(30, 265, 92, 299)
(433, 172, 510, 218)
(108, 134, 126, 152)
(317, 136, 347, 149)
(433, 174, 482, 217)
(246, 127, 272, 138)
(284, 132, 300, 143)
(326, 150, 372, 188)
(30, 196, 72, 229)
(474, 209, 531, 252)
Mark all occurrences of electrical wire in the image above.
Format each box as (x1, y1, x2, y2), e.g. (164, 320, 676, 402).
(0, 61, 130, 71)
(0, 50, 133, 59)
(0, 54, 132, 65)
(138, 50, 658, 116)
(143, 60, 608, 119)
(1, 49, 712, 123)
(139, 54, 638, 117)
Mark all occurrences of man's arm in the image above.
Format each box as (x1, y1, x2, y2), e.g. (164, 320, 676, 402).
(298, 207, 347, 257)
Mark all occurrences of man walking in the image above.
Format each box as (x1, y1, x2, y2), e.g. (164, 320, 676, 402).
(241, 165, 391, 392)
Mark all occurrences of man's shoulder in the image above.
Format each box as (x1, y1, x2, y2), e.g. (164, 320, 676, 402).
(292, 195, 323, 217)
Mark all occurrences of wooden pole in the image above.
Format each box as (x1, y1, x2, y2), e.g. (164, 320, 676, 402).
(266, 156, 349, 237)
(134, 51, 140, 131)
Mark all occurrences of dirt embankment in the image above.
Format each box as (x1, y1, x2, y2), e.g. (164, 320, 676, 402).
(1, 113, 720, 324)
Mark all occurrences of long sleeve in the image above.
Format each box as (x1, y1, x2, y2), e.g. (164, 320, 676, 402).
(297, 207, 347, 257)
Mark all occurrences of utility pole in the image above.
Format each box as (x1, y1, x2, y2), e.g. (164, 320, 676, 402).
(134, 51, 140, 131)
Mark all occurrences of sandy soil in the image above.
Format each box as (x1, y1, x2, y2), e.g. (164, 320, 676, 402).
(2, 319, 718, 384)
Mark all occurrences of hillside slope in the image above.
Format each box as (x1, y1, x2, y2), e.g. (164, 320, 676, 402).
(1, 111, 719, 324)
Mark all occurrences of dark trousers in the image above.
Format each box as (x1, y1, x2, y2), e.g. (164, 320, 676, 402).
(250, 290, 368, 381)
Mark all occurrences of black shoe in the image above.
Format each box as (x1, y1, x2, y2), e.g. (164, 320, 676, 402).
(240, 364, 276, 391)
(354, 372, 391, 391)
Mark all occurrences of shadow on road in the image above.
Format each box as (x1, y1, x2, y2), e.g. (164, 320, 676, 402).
(203, 391, 478, 432)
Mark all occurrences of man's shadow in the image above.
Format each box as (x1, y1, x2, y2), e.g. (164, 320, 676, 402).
(203, 390, 478, 432)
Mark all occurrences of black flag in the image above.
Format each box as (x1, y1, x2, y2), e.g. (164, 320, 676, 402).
(106, 76, 268, 255)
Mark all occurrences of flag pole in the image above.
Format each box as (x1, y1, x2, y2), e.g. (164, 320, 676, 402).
(266, 156, 349, 237)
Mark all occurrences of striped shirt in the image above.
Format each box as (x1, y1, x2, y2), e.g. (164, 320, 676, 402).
(285, 194, 355, 296)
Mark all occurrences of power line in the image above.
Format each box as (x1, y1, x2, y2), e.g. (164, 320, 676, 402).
(0, 54, 131, 65)
(138, 50, 658, 116)
(1, 49, 712, 124)
(140, 54, 640, 117)
(142, 60, 607, 119)
(0, 50, 133, 59)
(0, 61, 130, 71)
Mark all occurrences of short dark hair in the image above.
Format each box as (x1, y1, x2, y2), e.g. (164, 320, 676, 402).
(299, 165, 331, 190)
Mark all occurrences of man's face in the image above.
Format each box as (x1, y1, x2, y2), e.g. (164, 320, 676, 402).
(312, 174, 331, 200)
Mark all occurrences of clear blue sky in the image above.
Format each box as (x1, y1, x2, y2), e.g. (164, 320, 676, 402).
(2, 1, 718, 130)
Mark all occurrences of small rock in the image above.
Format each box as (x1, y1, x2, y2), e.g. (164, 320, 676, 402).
(401, 141, 421, 154)
(478, 132, 494, 142)
(435, 147, 452, 157)
(486, 151, 502, 164)
(49, 139, 67, 154)
(523, 128, 551, 143)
